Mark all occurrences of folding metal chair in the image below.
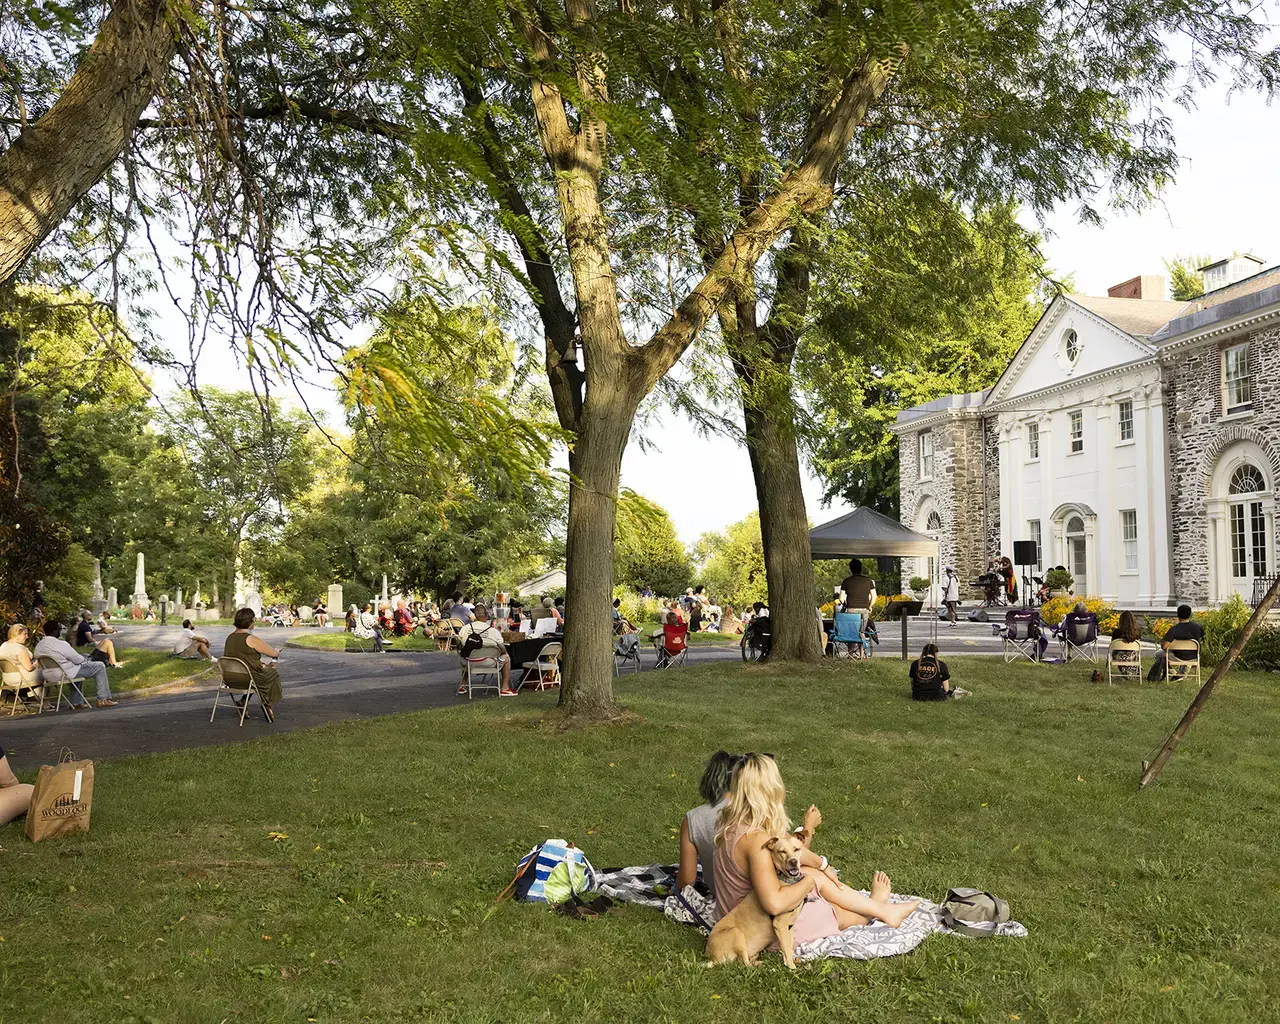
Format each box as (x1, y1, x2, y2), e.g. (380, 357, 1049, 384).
(212, 657, 271, 726)
(613, 633, 642, 674)
(522, 641, 562, 690)
(654, 625, 689, 669)
(1166, 639, 1201, 684)
(1, 657, 47, 715)
(35, 655, 84, 711)
(465, 647, 506, 699)
(828, 612, 872, 660)
(1106, 639, 1142, 685)
(1059, 614, 1100, 663)
(1001, 609, 1044, 663)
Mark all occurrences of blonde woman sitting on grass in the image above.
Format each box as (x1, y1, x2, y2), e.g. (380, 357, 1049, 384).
(713, 753, 919, 944)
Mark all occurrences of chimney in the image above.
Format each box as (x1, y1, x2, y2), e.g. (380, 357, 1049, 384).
(1107, 274, 1166, 300)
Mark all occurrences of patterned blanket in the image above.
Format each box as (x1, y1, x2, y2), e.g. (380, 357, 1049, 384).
(596, 864, 1027, 961)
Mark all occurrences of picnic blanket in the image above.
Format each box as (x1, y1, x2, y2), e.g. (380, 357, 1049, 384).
(598, 863, 1027, 961)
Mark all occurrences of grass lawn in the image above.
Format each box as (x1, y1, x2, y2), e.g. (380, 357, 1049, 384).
(3, 657, 1279, 1022)
(106, 648, 215, 695)
(287, 632, 439, 652)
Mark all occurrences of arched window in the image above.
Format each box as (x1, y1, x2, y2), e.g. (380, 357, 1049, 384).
(1064, 330, 1080, 364)
(1229, 463, 1266, 495)
(926, 511, 942, 531)
(1066, 515, 1084, 535)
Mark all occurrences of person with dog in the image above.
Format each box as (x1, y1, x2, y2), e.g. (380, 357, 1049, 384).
(713, 754, 919, 948)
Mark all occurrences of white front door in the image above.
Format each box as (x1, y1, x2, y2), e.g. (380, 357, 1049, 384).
(1065, 515, 1088, 595)
(1228, 498, 1267, 602)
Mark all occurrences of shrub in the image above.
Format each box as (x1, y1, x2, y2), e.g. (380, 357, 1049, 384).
(1242, 623, 1280, 671)
(875, 594, 917, 620)
(1148, 617, 1175, 641)
(908, 576, 931, 593)
(612, 586, 663, 625)
(1039, 594, 1115, 630)
(1194, 594, 1251, 666)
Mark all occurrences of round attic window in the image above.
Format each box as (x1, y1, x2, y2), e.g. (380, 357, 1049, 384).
(1058, 329, 1081, 370)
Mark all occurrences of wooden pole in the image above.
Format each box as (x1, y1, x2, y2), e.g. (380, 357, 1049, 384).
(1138, 574, 1280, 790)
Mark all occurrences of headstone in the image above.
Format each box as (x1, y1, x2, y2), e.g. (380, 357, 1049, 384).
(106, 586, 118, 610)
(90, 558, 107, 613)
(327, 584, 344, 627)
(233, 571, 246, 611)
(194, 579, 202, 608)
(175, 587, 184, 608)
(212, 583, 220, 608)
(381, 574, 389, 605)
(130, 552, 150, 609)
(244, 574, 263, 619)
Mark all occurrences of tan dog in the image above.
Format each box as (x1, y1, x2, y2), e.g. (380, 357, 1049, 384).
(705, 832, 810, 968)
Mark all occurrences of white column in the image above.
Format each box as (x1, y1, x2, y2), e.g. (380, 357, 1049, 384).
(997, 422, 1014, 556)
(1039, 413, 1055, 563)
(1094, 398, 1115, 600)
(1143, 384, 1173, 606)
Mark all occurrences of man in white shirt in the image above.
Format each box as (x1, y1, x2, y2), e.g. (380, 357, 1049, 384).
(455, 604, 514, 696)
(34, 619, 116, 707)
(173, 619, 212, 659)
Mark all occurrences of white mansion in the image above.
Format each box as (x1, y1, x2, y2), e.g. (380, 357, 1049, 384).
(892, 254, 1280, 609)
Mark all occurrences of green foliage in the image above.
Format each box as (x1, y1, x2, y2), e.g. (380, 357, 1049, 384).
(614, 490, 692, 599)
(1242, 624, 1280, 672)
(1194, 594, 1253, 667)
(40, 542, 96, 619)
(612, 586, 664, 624)
(1164, 254, 1210, 301)
(1044, 568, 1075, 591)
(908, 576, 930, 594)
(694, 513, 767, 611)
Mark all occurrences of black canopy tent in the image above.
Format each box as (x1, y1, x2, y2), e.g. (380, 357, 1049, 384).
(808, 507, 938, 560)
(809, 507, 939, 660)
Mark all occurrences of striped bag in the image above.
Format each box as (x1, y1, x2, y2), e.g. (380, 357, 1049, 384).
(498, 839, 597, 904)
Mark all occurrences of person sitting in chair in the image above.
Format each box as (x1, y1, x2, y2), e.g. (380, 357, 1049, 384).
(839, 559, 876, 636)
(1147, 605, 1203, 681)
(354, 602, 388, 651)
(34, 619, 114, 707)
(1060, 602, 1099, 649)
(222, 608, 284, 720)
(455, 604, 515, 696)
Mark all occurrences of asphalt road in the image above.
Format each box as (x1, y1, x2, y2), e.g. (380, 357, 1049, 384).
(0, 617, 1055, 772)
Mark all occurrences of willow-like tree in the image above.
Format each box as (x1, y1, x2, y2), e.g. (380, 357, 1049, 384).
(651, 0, 1277, 661)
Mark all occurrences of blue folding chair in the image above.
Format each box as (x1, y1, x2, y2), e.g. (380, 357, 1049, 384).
(829, 611, 872, 660)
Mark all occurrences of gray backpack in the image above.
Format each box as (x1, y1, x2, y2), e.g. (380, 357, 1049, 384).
(940, 888, 1010, 936)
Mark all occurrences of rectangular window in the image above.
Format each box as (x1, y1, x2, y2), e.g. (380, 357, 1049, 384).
(919, 430, 934, 480)
(1251, 501, 1267, 577)
(1231, 504, 1247, 577)
(1029, 519, 1042, 569)
(1027, 422, 1040, 461)
(1069, 410, 1083, 454)
(1121, 510, 1138, 571)
(1118, 400, 1134, 442)
(1224, 343, 1251, 413)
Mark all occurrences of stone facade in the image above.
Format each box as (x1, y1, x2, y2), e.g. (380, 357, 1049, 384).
(1164, 323, 1280, 603)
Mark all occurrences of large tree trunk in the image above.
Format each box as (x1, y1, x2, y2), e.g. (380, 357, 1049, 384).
(742, 379, 824, 662)
(0, 0, 176, 286)
(558, 379, 638, 717)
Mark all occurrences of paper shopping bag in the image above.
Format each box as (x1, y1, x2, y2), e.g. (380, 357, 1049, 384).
(25, 758, 94, 842)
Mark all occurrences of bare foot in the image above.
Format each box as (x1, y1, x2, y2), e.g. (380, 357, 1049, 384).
(869, 870, 891, 903)
(876, 897, 921, 928)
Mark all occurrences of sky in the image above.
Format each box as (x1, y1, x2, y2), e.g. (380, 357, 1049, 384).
(148, 73, 1280, 546)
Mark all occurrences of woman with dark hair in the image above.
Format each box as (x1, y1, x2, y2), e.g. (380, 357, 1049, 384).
(222, 608, 284, 719)
(677, 751, 742, 897)
(909, 642, 965, 700)
(1114, 610, 1142, 643)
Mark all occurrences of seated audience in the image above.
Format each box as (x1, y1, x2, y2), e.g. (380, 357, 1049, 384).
(75, 611, 125, 667)
(95, 611, 118, 635)
(34, 619, 113, 707)
(1148, 604, 1204, 681)
(394, 600, 415, 636)
(450, 592, 475, 624)
(1113, 609, 1142, 643)
(676, 750, 741, 899)
(174, 619, 213, 660)
(345, 604, 358, 632)
(455, 604, 515, 696)
(314, 599, 328, 627)
(378, 603, 395, 633)
(612, 597, 634, 634)
(0, 742, 34, 826)
(354, 602, 388, 652)
(1061, 602, 1099, 647)
(715, 755, 920, 941)
(909, 642, 966, 700)
(0, 623, 53, 710)
(223, 608, 284, 719)
(719, 604, 744, 635)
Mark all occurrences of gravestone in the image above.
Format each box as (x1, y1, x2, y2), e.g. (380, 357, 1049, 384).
(129, 552, 150, 609)
(106, 586, 118, 610)
(90, 558, 107, 614)
(381, 574, 389, 605)
(175, 587, 184, 609)
(327, 584, 343, 626)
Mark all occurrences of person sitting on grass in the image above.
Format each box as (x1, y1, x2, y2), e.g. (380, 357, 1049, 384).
(314, 599, 328, 627)
(222, 608, 283, 720)
(714, 754, 920, 942)
(676, 750, 742, 900)
(75, 611, 125, 667)
(95, 611, 118, 635)
(173, 619, 213, 660)
(719, 604, 744, 635)
(354, 602, 387, 652)
(1147, 604, 1204, 681)
(34, 619, 115, 708)
(455, 604, 516, 697)
(0, 742, 34, 826)
(909, 643, 968, 700)
(394, 600, 415, 636)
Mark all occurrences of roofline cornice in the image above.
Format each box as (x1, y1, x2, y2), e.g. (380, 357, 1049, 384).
(984, 356, 1160, 412)
(889, 405, 983, 435)
(1154, 303, 1280, 356)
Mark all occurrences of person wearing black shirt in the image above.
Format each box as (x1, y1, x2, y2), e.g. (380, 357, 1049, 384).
(1148, 605, 1204, 680)
(840, 559, 876, 613)
(909, 643, 970, 700)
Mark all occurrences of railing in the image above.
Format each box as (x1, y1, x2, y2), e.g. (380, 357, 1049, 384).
(1250, 574, 1280, 607)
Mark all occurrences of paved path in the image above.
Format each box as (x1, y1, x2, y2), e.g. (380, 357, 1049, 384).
(0, 618, 1077, 772)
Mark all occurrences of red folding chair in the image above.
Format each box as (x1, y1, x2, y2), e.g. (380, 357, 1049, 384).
(654, 624, 689, 669)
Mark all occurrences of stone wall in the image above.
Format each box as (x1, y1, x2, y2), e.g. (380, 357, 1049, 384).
(898, 413, 997, 584)
(1165, 323, 1280, 603)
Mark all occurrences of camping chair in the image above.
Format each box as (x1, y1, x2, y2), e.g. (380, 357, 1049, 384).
(1106, 639, 1142, 685)
(1001, 609, 1044, 663)
(829, 612, 872, 660)
(654, 624, 689, 669)
(613, 632, 642, 674)
(522, 641, 563, 690)
(1166, 638, 1201, 684)
(0, 656, 46, 715)
(1059, 613, 1100, 663)
(465, 646, 506, 699)
(211, 657, 271, 726)
(35, 655, 84, 711)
